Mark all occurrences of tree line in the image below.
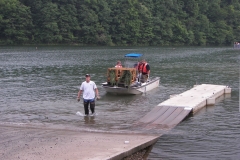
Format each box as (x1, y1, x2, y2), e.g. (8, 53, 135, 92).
(0, 0, 239, 46)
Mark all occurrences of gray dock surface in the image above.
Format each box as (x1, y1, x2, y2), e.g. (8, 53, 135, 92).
(138, 84, 231, 129)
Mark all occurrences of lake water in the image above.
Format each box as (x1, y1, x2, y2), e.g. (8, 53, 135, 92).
(0, 46, 239, 159)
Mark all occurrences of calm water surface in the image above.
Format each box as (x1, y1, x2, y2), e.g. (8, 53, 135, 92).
(0, 46, 239, 159)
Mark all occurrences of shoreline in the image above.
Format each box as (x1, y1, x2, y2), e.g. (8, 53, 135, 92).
(0, 123, 159, 160)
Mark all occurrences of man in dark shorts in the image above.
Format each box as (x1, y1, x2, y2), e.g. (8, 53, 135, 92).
(77, 74, 100, 115)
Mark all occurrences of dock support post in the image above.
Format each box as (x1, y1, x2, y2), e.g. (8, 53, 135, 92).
(207, 98, 215, 106)
(224, 87, 231, 94)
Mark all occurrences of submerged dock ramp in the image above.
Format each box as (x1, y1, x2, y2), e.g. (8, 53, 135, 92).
(138, 106, 191, 129)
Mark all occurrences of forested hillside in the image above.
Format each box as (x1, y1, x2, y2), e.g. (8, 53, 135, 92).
(0, 0, 239, 46)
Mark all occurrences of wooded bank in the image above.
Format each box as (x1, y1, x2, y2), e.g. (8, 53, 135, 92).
(0, 0, 239, 46)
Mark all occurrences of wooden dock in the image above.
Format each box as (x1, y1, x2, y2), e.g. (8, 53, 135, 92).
(138, 84, 231, 129)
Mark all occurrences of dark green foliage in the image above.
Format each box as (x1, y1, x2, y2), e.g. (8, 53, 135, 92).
(1, 0, 239, 45)
(109, 69, 116, 86)
(118, 70, 132, 87)
(0, 0, 33, 44)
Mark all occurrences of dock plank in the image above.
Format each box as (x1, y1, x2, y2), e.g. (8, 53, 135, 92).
(152, 107, 177, 124)
(139, 106, 169, 123)
(159, 107, 184, 125)
(138, 106, 162, 122)
(167, 109, 191, 126)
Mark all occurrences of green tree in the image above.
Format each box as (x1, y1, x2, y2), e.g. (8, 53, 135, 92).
(76, 0, 112, 45)
(137, 2, 154, 45)
(151, 0, 180, 45)
(109, 0, 143, 45)
(208, 21, 233, 45)
(57, 4, 79, 43)
(1, 0, 239, 45)
(37, 2, 61, 43)
(0, 0, 33, 44)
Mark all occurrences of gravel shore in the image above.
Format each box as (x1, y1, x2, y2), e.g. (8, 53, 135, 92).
(123, 145, 154, 160)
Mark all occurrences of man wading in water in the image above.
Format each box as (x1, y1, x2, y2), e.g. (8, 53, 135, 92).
(77, 74, 100, 116)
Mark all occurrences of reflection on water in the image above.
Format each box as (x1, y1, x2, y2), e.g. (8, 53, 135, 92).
(84, 116, 96, 124)
(0, 46, 239, 159)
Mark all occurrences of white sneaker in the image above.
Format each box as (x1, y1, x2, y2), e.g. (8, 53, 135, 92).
(90, 113, 96, 116)
(76, 111, 84, 116)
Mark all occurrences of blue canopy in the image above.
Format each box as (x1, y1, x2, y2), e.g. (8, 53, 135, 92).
(124, 53, 143, 58)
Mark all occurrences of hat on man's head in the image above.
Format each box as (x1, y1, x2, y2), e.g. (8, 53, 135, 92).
(85, 74, 90, 77)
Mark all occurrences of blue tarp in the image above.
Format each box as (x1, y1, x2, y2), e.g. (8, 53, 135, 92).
(124, 53, 143, 58)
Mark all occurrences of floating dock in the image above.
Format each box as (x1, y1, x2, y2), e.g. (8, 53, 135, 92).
(138, 84, 231, 129)
(0, 84, 231, 160)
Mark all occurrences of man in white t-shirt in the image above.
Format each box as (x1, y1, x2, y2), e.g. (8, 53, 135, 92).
(77, 74, 100, 115)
